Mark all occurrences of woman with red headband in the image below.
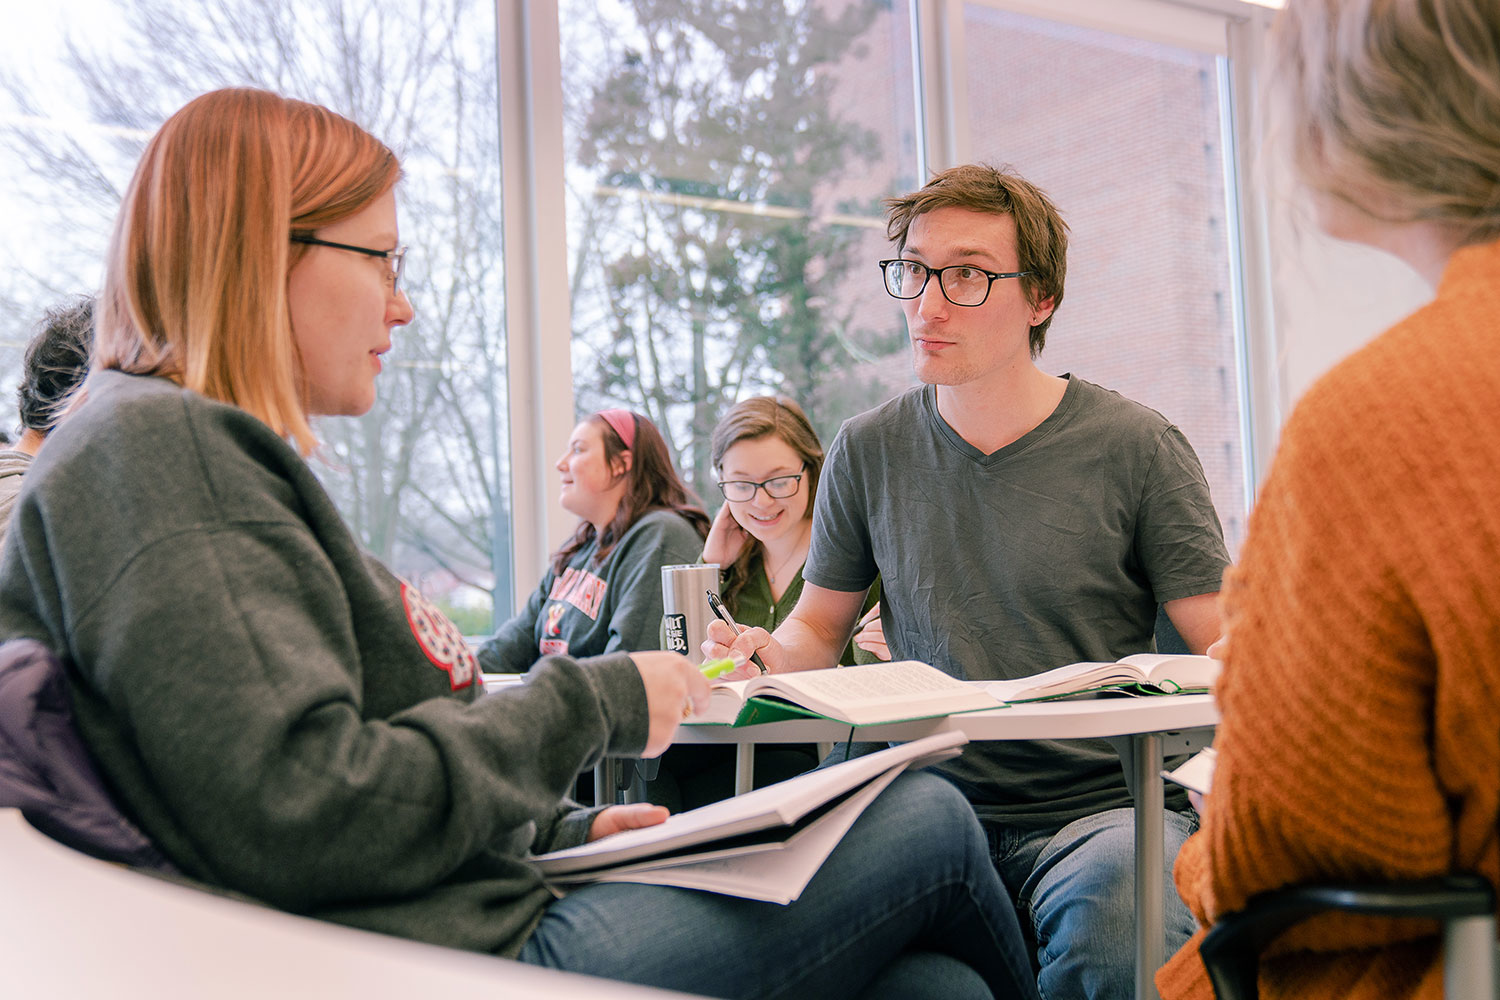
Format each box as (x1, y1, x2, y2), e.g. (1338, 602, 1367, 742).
(478, 409, 710, 673)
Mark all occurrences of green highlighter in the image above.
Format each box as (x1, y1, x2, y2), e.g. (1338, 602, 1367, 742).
(699, 656, 741, 680)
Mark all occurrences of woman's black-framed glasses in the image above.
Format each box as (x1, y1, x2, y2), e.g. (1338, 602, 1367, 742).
(291, 235, 408, 293)
(878, 259, 1033, 308)
(717, 472, 804, 503)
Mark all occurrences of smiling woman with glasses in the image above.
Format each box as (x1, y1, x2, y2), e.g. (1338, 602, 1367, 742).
(649, 396, 885, 814)
(716, 470, 804, 503)
(702, 396, 881, 657)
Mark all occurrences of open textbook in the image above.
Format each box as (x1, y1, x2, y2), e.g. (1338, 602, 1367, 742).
(684, 659, 1003, 727)
(532, 731, 967, 904)
(984, 653, 1221, 703)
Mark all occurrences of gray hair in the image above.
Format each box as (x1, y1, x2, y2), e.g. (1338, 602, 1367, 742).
(1271, 0, 1500, 242)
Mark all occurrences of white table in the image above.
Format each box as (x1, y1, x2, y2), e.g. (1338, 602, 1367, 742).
(483, 675, 1215, 1000)
(674, 695, 1219, 1000)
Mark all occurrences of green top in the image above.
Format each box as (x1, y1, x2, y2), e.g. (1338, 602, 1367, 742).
(727, 559, 881, 666)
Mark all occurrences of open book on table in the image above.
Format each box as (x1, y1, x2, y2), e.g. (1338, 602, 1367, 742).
(684, 659, 1003, 727)
(984, 653, 1221, 703)
(532, 731, 967, 904)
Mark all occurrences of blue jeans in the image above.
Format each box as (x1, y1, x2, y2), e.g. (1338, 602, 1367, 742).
(517, 770, 1040, 1000)
(988, 808, 1199, 1000)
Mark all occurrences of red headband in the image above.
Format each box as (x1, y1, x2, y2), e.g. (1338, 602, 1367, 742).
(597, 409, 636, 451)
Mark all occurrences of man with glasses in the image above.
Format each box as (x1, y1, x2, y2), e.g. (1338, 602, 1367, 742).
(707, 164, 1229, 1000)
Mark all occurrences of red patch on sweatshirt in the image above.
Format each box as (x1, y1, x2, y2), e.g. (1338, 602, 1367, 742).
(400, 582, 477, 690)
(543, 601, 566, 637)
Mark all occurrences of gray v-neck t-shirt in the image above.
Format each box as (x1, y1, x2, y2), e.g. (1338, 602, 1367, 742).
(805, 377, 1229, 829)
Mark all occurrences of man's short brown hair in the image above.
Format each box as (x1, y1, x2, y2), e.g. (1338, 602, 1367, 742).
(884, 164, 1068, 357)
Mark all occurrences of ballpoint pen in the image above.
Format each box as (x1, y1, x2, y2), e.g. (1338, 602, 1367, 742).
(704, 590, 769, 674)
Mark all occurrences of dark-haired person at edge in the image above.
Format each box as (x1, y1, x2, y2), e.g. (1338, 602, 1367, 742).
(0, 87, 1041, 1000)
(476, 408, 708, 676)
(708, 163, 1230, 1000)
(1159, 1, 1500, 998)
(0, 296, 93, 540)
(651, 395, 886, 811)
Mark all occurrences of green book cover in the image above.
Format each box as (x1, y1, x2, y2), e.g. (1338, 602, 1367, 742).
(731, 696, 833, 726)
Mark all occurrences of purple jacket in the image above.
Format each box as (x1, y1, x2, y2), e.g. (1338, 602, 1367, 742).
(0, 638, 177, 872)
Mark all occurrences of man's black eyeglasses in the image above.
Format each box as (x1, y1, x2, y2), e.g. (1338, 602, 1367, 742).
(291, 235, 408, 292)
(878, 259, 1033, 308)
(717, 472, 804, 503)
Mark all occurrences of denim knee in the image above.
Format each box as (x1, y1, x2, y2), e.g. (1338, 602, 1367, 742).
(1023, 808, 1196, 1000)
(873, 770, 989, 869)
(1027, 810, 1136, 905)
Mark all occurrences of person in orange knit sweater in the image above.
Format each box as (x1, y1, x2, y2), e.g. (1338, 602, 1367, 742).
(1157, 1, 1500, 998)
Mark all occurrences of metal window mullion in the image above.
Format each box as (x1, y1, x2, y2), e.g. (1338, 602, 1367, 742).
(1223, 12, 1280, 496)
(496, 0, 576, 601)
(912, 0, 970, 176)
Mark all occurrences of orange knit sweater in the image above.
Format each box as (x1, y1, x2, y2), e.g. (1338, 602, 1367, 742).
(1158, 240, 1500, 1000)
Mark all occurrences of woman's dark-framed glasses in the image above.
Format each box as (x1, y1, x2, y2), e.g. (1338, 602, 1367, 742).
(717, 473, 804, 503)
(292, 235, 408, 292)
(878, 259, 1033, 307)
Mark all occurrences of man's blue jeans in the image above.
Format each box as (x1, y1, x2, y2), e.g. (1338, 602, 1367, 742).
(988, 807, 1200, 1000)
(517, 770, 1040, 1000)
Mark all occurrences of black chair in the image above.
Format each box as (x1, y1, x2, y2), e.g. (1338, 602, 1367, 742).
(1199, 874, 1497, 1000)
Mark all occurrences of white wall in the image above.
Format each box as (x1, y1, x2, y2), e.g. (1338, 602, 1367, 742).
(1268, 211, 1431, 414)
(1229, 6, 1432, 490)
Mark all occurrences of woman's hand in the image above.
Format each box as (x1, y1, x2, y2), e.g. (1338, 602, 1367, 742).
(702, 502, 750, 568)
(628, 650, 711, 757)
(588, 803, 670, 842)
(852, 603, 890, 661)
(701, 619, 788, 676)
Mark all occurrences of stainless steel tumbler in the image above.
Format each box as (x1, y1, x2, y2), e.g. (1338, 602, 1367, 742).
(661, 563, 721, 662)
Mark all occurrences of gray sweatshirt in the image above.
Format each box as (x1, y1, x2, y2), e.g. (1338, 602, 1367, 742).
(0, 371, 649, 957)
(479, 509, 706, 673)
(0, 448, 33, 546)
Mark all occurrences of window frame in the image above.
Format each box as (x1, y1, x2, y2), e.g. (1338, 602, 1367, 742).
(495, 0, 1279, 606)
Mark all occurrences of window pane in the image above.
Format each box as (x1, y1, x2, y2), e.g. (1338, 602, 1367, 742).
(0, 0, 512, 627)
(560, 0, 919, 498)
(963, 4, 1249, 552)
